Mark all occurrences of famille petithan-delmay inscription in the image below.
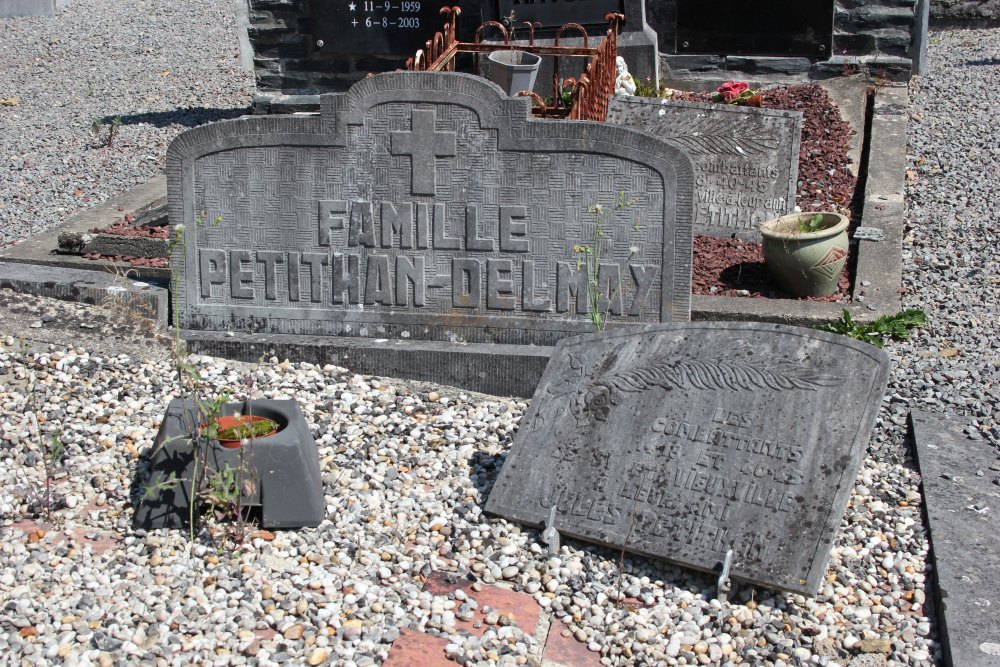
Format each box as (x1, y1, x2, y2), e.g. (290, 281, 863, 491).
(167, 72, 695, 346)
(485, 323, 891, 595)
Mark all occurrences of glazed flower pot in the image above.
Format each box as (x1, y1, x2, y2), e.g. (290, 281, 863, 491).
(488, 50, 541, 96)
(211, 414, 279, 449)
(760, 212, 849, 297)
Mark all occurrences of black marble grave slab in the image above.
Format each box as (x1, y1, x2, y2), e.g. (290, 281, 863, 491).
(676, 0, 834, 58)
(486, 322, 890, 594)
(313, 0, 457, 56)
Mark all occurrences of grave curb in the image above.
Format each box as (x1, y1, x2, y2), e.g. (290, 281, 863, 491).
(0, 0, 69, 18)
(183, 330, 551, 398)
(0, 261, 167, 323)
(0, 175, 169, 281)
(910, 410, 1000, 667)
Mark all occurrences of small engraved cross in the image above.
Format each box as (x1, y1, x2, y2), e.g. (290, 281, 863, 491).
(391, 108, 457, 196)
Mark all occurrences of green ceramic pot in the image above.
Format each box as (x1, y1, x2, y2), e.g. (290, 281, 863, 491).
(760, 212, 849, 297)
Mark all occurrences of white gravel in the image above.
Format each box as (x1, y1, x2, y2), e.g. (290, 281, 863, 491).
(0, 0, 253, 246)
(0, 7, 998, 667)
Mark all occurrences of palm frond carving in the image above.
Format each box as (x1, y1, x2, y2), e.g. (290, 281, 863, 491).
(573, 357, 844, 422)
(655, 117, 779, 156)
(606, 358, 844, 394)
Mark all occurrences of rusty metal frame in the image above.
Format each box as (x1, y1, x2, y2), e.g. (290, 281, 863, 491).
(405, 7, 622, 122)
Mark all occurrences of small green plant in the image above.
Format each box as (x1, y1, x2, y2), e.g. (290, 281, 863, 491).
(797, 213, 826, 234)
(634, 77, 672, 99)
(16, 369, 66, 519)
(153, 212, 260, 548)
(201, 460, 256, 547)
(816, 308, 927, 348)
(573, 192, 641, 332)
(91, 115, 123, 148)
(216, 417, 278, 442)
(21, 429, 66, 519)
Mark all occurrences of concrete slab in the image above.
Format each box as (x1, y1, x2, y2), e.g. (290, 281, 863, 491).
(0, 176, 169, 282)
(910, 410, 1000, 667)
(0, 0, 69, 18)
(820, 75, 868, 179)
(184, 330, 551, 398)
(0, 261, 167, 323)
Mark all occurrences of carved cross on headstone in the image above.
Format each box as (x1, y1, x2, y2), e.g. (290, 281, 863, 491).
(391, 108, 457, 196)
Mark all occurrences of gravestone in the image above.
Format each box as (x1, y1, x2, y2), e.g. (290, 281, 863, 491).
(608, 96, 802, 241)
(313, 1, 458, 59)
(486, 322, 890, 594)
(168, 72, 694, 393)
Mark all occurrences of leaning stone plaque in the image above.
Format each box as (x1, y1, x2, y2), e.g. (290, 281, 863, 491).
(608, 96, 801, 241)
(486, 323, 890, 594)
(167, 72, 694, 348)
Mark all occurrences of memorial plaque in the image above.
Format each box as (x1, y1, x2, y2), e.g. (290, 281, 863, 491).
(313, 0, 456, 56)
(167, 72, 695, 347)
(486, 323, 890, 594)
(677, 0, 834, 57)
(496, 0, 622, 28)
(608, 96, 802, 241)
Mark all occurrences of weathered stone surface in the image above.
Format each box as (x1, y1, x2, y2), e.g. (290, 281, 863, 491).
(168, 72, 694, 346)
(608, 96, 801, 240)
(486, 322, 890, 594)
(911, 410, 1000, 667)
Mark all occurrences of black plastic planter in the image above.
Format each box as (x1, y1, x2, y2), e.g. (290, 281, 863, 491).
(134, 399, 324, 530)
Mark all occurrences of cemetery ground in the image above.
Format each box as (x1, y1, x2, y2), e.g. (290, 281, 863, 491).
(1, 4, 999, 667)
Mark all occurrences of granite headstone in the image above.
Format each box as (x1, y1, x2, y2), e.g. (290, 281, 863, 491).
(486, 323, 890, 594)
(608, 96, 802, 241)
(167, 72, 694, 349)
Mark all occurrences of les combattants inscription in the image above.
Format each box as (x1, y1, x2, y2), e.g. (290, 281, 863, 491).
(486, 322, 892, 594)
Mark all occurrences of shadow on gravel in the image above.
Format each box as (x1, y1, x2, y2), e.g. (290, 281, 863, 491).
(965, 57, 1000, 66)
(99, 107, 252, 129)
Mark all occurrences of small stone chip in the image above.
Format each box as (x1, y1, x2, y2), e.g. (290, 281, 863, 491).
(857, 638, 893, 653)
(308, 648, 329, 665)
